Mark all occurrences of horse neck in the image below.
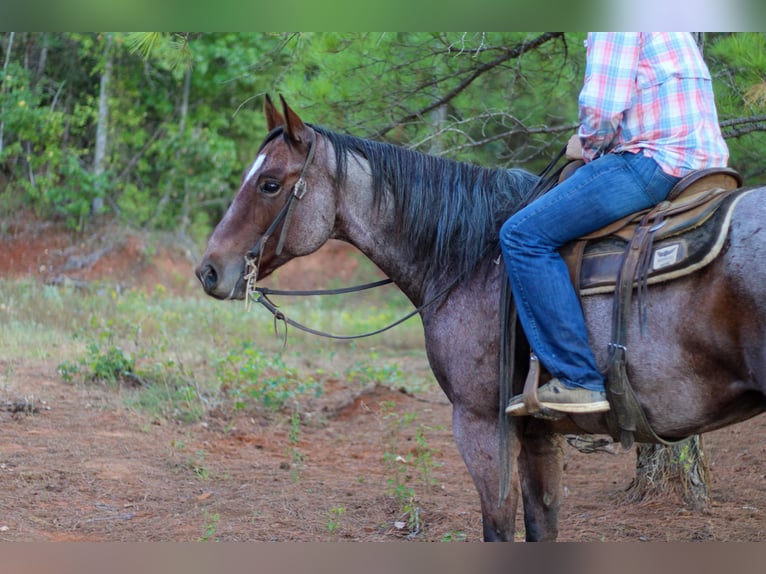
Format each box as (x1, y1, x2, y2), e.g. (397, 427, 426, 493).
(319, 129, 534, 306)
(331, 155, 432, 305)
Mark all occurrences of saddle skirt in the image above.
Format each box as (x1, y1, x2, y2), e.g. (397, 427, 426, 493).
(559, 167, 745, 295)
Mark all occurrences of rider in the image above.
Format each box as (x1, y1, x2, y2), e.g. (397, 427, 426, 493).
(502, 32, 729, 416)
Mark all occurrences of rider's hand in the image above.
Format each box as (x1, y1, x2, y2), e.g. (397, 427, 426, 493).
(566, 133, 583, 160)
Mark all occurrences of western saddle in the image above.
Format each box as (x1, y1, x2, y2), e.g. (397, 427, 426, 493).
(518, 162, 744, 447)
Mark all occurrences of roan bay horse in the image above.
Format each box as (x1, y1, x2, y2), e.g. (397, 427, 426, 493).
(196, 96, 766, 541)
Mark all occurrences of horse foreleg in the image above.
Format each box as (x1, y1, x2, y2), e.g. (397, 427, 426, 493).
(452, 406, 521, 541)
(517, 420, 563, 541)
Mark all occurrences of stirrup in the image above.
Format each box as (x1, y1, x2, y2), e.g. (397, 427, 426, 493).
(506, 354, 564, 420)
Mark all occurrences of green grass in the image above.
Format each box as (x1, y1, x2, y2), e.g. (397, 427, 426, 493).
(0, 274, 433, 420)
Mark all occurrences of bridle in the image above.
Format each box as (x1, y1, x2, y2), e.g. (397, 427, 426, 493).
(239, 128, 462, 342)
(243, 131, 317, 295)
(240, 130, 398, 340)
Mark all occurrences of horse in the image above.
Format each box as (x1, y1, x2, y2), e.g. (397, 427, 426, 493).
(196, 95, 766, 541)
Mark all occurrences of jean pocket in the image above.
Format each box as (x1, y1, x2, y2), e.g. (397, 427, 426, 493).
(644, 167, 680, 204)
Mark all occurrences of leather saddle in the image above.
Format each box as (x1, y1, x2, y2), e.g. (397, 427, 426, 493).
(559, 163, 744, 295)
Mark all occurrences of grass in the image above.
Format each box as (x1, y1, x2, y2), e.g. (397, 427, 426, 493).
(0, 272, 432, 421)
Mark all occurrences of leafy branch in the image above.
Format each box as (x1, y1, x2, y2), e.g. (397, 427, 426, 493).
(127, 32, 194, 70)
(372, 32, 567, 139)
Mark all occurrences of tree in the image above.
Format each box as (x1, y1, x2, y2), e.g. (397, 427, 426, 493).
(276, 32, 580, 169)
(628, 439, 711, 513)
(92, 33, 112, 214)
(0, 32, 15, 157)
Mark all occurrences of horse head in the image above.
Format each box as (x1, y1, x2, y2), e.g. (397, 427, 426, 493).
(196, 95, 337, 300)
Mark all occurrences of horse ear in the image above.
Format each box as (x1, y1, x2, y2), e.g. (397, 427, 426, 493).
(264, 94, 285, 131)
(279, 95, 311, 146)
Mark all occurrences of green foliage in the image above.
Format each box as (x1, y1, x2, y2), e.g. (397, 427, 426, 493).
(286, 412, 305, 482)
(706, 33, 766, 181)
(0, 32, 266, 233)
(3, 32, 765, 239)
(215, 341, 321, 412)
(58, 319, 138, 385)
(344, 352, 403, 387)
(53, 297, 207, 422)
(0, 60, 100, 228)
(198, 511, 220, 542)
(278, 33, 579, 168)
(0, 276, 430, 429)
(326, 506, 346, 534)
(440, 530, 468, 542)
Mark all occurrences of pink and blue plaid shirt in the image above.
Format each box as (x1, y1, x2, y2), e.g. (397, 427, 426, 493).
(578, 32, 729, 177)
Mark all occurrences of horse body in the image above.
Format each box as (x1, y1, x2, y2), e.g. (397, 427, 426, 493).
(196, 97, 766, 541)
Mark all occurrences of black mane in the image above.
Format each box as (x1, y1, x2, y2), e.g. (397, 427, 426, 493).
(313, 125, 540, 282)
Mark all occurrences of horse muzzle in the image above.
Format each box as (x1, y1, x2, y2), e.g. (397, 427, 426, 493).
(195, 259, 247, 300)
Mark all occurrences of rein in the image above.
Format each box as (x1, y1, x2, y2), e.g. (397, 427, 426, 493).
(250, 278, 460, 342)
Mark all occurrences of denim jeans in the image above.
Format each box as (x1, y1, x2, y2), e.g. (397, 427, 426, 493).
(499, 151, 680, 391)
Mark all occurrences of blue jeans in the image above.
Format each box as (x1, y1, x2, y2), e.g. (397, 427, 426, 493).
(499, 152, 680, 391)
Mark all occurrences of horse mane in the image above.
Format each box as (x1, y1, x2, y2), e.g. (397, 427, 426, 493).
(312, 125, 540, 282)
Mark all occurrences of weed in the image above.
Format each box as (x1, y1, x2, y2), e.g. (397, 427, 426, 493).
(215, 342, 322, 412)
(3, 276, 435, 432)
(199, 511, 220, 542)
(286, 412, 305, 482)
(192, 449, 210, 481)
(440, 530, 468, 542)
(345, 352, 403, 387)
(167, 439, 211, 480)
(413, 421, 445, 503)
(59, 320, 140, 386)
(55, 312, 207, 421)
(327, 506, 346, 533)
(380, 401, 415, 508)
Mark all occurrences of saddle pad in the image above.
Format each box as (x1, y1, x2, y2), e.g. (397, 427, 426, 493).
(575, 188, 751, 296)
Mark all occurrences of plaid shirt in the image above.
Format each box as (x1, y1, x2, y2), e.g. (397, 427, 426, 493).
(579, 32, 729, 177)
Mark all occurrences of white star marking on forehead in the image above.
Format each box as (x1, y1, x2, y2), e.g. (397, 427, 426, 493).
(244, 153, 266, 187)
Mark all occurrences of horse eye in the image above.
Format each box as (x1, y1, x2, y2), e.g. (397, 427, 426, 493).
(260, 180, 281, 195)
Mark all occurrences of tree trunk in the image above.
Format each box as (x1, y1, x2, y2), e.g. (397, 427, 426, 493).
(92, 33, 113, 214)
(179, 63, 191, 134)
(693, 32, 705, 54)
(627, 435, 711, 513)
(428, 104, 447, 155)
(0, 32, 15, 156)
(176, 64, 193, 235)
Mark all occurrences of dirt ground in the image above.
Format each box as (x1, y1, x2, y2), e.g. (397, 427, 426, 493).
(1, 220, 765, 542)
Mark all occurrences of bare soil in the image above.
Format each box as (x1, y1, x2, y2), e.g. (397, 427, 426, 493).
(1, 219, 765, 542)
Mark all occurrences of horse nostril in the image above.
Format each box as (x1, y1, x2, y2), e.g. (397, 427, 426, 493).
(196, 264, 218, 292)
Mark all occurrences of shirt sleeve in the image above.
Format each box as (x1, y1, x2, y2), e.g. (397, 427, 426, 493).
(578, 32, 642, 161)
